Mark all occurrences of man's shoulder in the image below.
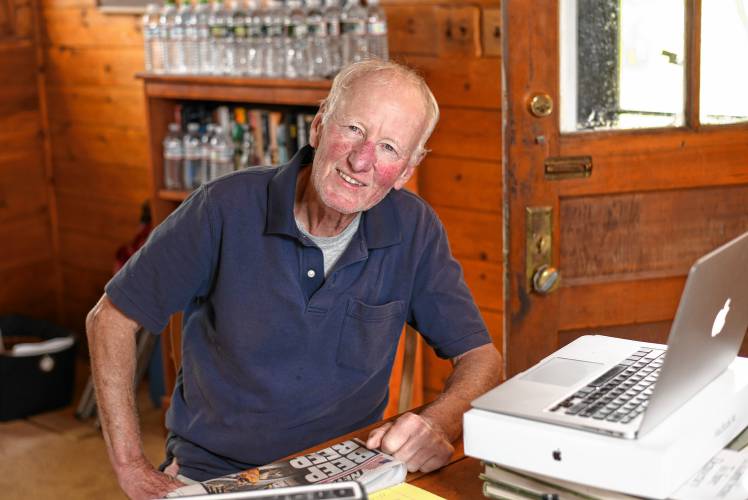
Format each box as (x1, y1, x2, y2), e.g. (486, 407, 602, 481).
(202, 167, 277, 205)
(388, 188, 440, 226)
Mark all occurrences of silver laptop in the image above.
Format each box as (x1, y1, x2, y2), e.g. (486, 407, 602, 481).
(473, 230, 748, 439)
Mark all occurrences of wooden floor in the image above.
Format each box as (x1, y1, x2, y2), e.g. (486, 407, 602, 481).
(0, 360, 166, 499)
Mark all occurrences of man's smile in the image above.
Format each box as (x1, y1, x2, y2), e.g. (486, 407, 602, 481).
(337, 168, 367, 187)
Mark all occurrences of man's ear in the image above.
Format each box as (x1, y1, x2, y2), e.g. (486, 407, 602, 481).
(309, 105, 326, 148)
(393, 163, 417, 191)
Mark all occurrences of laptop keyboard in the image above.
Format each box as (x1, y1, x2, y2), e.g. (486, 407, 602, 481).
(548, 347, 667, 424)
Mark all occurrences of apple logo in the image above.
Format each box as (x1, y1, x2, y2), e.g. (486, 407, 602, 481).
(552, 449, 562, 461)
(711, 298, 731, 337)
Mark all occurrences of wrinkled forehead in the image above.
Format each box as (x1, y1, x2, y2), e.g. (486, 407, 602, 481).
(333, 74, 430, 122)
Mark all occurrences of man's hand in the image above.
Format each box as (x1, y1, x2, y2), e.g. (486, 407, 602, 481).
(365, 412, 454, 473)
(117, 458, 184, 500)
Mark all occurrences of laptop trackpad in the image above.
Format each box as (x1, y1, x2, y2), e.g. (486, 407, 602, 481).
(521, 357, 604, 387)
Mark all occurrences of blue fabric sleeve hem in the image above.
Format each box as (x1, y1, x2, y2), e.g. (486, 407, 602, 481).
(432, 329, 492, 360)
(105, 280, 167, 335)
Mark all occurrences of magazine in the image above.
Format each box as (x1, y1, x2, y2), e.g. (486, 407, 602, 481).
(166, 438, 406, 497)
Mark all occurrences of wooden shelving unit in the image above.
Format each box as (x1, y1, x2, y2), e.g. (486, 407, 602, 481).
(138, 74, 332, 400)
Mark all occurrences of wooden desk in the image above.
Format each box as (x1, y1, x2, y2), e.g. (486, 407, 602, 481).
(296, 416, 484, 499)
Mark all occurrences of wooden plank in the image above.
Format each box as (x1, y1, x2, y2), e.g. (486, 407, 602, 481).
(41, 6, 141, 47)
(428, 107, 500, 161)
(59, 230, 121, 274)
(560, 185, 748, 281)
(55, 159, 150, 203)
(419, 156, 501, 212)
(40, 0, 93, 9)
(61, 264, 111, 303)
(559, 276, 685, 331)
(434, 5, 482, 57)
(44, 45, 143, 87)
(386, 5, 438, 57)
(437, 206, 502, 262)
(46, 85, 146, 129)
(462, 258, 502, 311)
(57, 193, 143, 242)
(0, 259, 57, 314)
(0, 44, 36, 85)
(11, 0, 33, 39)
(557, 126, 748, 196)
(0, 130, 43, 162)
(0, 152, 48, 223)
(50, 123, 148, 169)
(400, 55, 501, 110)
(0, 213, 53, 271)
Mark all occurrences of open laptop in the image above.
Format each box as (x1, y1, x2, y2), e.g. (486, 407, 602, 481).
(473, 230, 748, 439)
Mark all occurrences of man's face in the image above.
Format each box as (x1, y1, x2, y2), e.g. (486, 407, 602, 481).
(308, 76, 428, 215)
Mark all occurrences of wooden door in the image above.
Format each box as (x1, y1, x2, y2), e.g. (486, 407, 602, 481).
(504, 1, 748, 376)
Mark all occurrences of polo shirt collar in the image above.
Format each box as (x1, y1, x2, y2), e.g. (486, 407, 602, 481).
(265, 145, 402, 249)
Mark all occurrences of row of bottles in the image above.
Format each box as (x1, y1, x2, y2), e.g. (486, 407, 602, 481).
(162, 104, 314, 190)
(143, 0, 388, 79)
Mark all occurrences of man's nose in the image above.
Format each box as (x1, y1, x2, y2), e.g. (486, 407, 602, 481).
(348, 141, 376, 172)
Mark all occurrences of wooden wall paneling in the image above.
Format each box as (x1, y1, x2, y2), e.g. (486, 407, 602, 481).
(54, 160, 150, 203)
(437, 207, 502, 262)
(44, 45, 144, 87)
(0, 150, 48, 223)
(385, 5, 438, 56)
(57, 193, 143, 243)
(45, 86, 146, 129)
(10, 0, 33, 38)
(59, 230, 122, 273)
(462, 258, 502, 311)
(0, 44, 36, 84)
(41, 5, 141, 47)
(0, 213, 53, 270)
(398, 55, 500, 109)
(419, 157, 501, 212)
(428, 108, 501, 161)
(0, 260, 57, 319)
(49, 122, 148, 168)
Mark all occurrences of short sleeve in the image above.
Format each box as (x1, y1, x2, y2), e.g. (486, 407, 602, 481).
(105, 186, 219, 334)
(408, 216, 491, 359)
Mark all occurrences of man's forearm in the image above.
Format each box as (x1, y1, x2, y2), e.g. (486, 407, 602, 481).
(419, 343, 502, 442)
(86, 295, 148, 476)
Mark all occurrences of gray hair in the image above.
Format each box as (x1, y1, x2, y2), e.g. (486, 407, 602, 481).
(319, 59, 440, 165)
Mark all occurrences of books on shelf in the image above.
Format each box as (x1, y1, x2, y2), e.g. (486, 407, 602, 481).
(166, 438, 406, 498)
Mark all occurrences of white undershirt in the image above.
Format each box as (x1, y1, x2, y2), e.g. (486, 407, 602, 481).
(295, 213, 362, 277)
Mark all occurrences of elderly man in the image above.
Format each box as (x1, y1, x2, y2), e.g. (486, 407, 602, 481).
(87, 59, 501, 500)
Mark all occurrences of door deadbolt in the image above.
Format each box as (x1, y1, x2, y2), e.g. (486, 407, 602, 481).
(533, 264, 560, 294)
(525, 207, 560, 294)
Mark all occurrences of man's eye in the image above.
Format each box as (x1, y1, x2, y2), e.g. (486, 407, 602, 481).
(347, 125, 362, 134)
(382, 143, 396, 153)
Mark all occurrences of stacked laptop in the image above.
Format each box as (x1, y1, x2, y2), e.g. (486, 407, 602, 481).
(466, 230, 748, 499)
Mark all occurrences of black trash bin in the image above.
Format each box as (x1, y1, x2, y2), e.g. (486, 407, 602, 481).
(0, 315, 76, 421)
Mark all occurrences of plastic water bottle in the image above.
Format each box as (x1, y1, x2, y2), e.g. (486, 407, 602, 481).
(183, 122, 204, 189)
(194, 0, 211, 74)
(366, 0, 388, 60)
(200, 124, 215, 180)
(169, 0, 188, 74)
(142, 4, 162, 73)
(225, 0, 243, 74)
(163, 123, 183, 190)
(209, 126, 235, 180)
(263, 0, 285, 78)
(159, 0, 177, 73)
(246, 0, 263, 76)
(238, 123, 255, 168)
(323, 0, 342, 77)
(183, 0, 200, 73)
(340, 0, 367, 66)
(284, 0, 310, 79)
(306, 0, 327, 78)
(208, 0, 228, 74)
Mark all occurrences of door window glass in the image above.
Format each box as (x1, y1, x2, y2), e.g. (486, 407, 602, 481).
(700, 0, 748, 125)
(560, 0, 685, 132)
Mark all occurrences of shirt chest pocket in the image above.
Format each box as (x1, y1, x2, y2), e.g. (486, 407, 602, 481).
(336, 298, 406, 375)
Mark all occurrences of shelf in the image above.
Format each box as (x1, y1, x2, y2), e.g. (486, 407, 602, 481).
(137, 73, 332, 106)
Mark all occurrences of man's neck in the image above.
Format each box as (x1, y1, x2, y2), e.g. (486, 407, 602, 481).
(294, 167, 359, 237)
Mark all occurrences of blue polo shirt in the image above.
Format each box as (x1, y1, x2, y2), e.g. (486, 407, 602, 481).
(106, 145, 490, 480)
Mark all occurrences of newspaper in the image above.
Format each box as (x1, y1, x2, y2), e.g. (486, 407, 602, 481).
(167, 438, 406, 497)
